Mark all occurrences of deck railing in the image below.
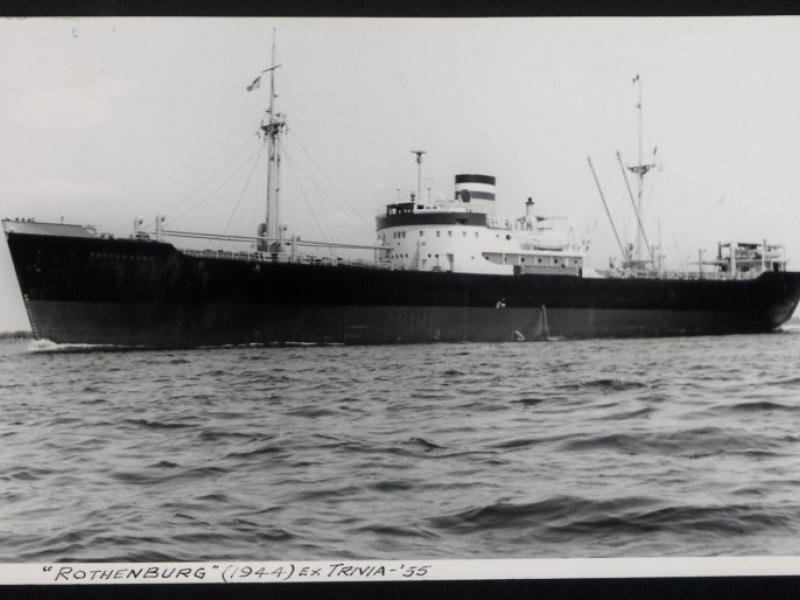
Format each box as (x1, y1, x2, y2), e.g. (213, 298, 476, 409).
(179, 248, 766, 280)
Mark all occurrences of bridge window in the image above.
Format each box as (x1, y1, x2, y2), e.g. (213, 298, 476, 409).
(436, 231, 441, 237)
(448, 231, 452, 237)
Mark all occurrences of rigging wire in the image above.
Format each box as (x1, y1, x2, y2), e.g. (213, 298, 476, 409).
(588, 210, 602, 253)
(169, 144, 262, 225)
(163, 132, 258, 219)
(283, 149, 336, 258)
(274, 72, 377, 239)
(270, 66, 368, 235)
(270, 68, 367, 239)
(287, 130, 374, 236)
(282, 143, 364, 242)
(283, 139, 374, 241)
(223, 143, 266, 235)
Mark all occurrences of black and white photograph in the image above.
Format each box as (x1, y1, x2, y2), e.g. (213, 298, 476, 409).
(2, 15, 800, 577)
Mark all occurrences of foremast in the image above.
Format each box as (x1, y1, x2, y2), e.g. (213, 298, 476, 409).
(258, 31, 286, 254)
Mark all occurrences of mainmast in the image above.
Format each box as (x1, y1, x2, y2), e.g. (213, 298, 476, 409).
(260, 30, 286, 254)
(627, 74, 655, 266)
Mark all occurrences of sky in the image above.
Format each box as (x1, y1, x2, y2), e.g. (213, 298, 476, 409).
(1, 17, 799, 331)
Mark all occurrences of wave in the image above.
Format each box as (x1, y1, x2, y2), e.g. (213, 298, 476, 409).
(354, 524, 439, 539)
(408, 437, 445, 450)
(124, 418, 196, 430)
(441, 369, 466, 377)
(224, 443, 286, 459)
(558, 378, 647, 393)
(429, 495, 657, 531)
(367, 479, 416, 492)
(723, 401, 799, 413)
(560, 427, 787, 458)
(197, 430, 265, 442)
(429, 495, 792, 538)
(285, 407, 338, 418)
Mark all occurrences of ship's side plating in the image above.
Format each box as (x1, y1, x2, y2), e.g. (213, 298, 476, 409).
(6, 226, 800, 347)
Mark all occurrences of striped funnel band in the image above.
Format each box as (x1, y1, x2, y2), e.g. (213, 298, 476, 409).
(454, 174, 495, 202)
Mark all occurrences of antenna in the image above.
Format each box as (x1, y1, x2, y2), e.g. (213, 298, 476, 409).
(411, 150, 426, 202)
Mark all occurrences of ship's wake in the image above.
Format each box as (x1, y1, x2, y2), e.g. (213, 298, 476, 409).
(27, 339, 347, 353)
(26, 339, 143, 353)
(780, 320, 800, 333)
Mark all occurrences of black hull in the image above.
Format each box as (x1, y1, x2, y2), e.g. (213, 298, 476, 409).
(7, 230, 800, 347)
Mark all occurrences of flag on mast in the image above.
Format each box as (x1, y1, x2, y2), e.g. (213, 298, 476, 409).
(246, 75, 261, 92)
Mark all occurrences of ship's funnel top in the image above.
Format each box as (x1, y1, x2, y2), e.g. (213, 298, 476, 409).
(454, 174, 496, 205)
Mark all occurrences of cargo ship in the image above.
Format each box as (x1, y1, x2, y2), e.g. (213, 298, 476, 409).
(4, 49, 800, 348)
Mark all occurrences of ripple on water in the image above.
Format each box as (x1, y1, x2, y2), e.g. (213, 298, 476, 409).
(3, 331, 800, 560)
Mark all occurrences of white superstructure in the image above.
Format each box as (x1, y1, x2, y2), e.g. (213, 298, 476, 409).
(376, 173, 587, 276)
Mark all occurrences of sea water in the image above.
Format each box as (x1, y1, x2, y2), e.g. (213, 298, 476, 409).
(2, 323, 800, 561)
